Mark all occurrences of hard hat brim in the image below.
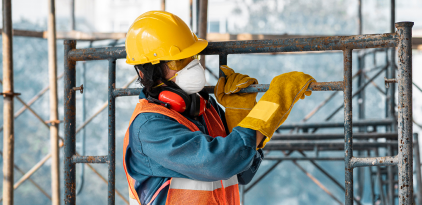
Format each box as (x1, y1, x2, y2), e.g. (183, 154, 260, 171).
(163, 38, 208, 61)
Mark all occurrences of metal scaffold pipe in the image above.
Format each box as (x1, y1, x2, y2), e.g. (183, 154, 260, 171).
(2, 0, 15, 204)
(48, 0, 60, 204)
(343, 49, 353, 205)
(198, 0, 208, 67)
(396, 21, 414, 205)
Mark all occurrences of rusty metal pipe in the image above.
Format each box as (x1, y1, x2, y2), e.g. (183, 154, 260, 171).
(67, 33, 398, 61)
(64, 40, 77, 205)
(198, 0, 208, 67)
(396, 21, 414, 205)
(108, 59, 116, 205)
(343, 49, 353, 205)
(350, 156, 398, 168)
(113, 81, 343, 97)
(2, 0, 14, 204)
(72, 156, 108, 163)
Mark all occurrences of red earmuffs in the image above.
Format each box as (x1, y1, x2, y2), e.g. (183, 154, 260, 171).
(157, 87, 208, 117)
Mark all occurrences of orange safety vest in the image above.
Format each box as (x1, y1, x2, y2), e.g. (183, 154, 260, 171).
(123, 99, 240, 205)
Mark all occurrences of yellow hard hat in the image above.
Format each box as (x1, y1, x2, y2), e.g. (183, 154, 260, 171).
(125, 11, 208, 65)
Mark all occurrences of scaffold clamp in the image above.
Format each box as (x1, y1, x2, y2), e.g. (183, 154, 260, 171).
(0, 92, 21, 97)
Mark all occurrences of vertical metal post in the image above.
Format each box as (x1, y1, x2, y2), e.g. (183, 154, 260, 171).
(219, 54, 227, 78)
(358, 0, 362, 35)
(387, 146, 395, 205)
(2, 0, 14, 204)
(368, 150, 375, 205)
(375, 149, 387, 205)
(48, 0, 60, 204)
(189, 0, 193, 29)
(414, 133, 422, 205)
(396, 21, 414, 205)
(161, 0, 165, 11)
(64, 40, 77, 205)
(198, 0, 208, 67)
(70, 0, 75, 30)
(108, 59, 116, 205)
(344, 49, 353, 205)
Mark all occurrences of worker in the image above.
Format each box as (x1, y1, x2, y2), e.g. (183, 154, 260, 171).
(123, 11, 315, 205)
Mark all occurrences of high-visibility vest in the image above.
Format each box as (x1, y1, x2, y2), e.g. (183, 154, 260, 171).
(123, 99, 240, 205)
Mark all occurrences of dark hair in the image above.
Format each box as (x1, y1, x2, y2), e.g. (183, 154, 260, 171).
(135, 62, 169, 98)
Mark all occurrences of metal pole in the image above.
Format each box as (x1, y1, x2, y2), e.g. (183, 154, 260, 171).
(64, 40, 77, 205)
(198, 0, 208, 67)
(48, 0, 60, 204)
(344, 49, 353, 205)
(414, 133, 422, 205)
(396, 21, 414, 205)
(108, 59, 116, 205)
(189, 0, 193, 29)
(161, 0, 165, 11)
(387, 146, 395, 205)
(368, 150, 376, 205)
(219, 54, 227, 77)
(70, 0, 75, 30)
(358, 0, 362, 35)
(2, 0, 14, 204)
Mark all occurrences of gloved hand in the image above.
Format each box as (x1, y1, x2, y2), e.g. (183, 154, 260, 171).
(238, 71, 315, 148)
(214, 65, 258, 132)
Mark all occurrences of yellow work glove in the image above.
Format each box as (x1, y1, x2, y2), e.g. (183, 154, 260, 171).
(214, 65, 258, 132)
(238, 71, 315, 148)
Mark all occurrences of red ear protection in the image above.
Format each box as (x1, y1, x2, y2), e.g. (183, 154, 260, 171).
(158, 90, 187, 113)
(157, 87, 208, 117)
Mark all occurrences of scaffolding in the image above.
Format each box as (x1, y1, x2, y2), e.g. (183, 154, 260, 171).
(2, 0, 422, 205)
(62, 21, 415, 205)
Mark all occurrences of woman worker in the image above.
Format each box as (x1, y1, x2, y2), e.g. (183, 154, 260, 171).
(123, 11, 315, 205)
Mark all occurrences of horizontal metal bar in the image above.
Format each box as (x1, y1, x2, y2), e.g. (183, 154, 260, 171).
(68, 33, 397, 61)
(271, 132, 398, 140)
(278, 119, 394, 129)
(71, 156, 108, 164)
(350, 156, 398, 168)
(264, 141, 397, 151)
(264, 157, 344, 161)
(113, 81, 343, 97)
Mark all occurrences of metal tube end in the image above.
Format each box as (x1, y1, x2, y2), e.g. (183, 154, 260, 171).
(395, 21, 414, 28)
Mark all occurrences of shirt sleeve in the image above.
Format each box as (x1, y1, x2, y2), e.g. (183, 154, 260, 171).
(209, 96, 264, 184)
(237, 149, 264, 185)
(136, 113, 257, 182)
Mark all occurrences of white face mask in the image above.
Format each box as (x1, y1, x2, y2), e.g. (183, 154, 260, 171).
(174, 59, 206, 95)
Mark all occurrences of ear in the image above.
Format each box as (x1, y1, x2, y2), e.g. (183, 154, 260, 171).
(138, 71, 144, 79)
(135, 66, 144, 79)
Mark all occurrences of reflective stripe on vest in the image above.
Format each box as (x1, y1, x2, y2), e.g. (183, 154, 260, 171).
(123, 99, 239, 205)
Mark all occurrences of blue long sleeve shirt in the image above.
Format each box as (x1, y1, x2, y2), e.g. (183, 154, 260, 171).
(125, 89, 264, 205)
